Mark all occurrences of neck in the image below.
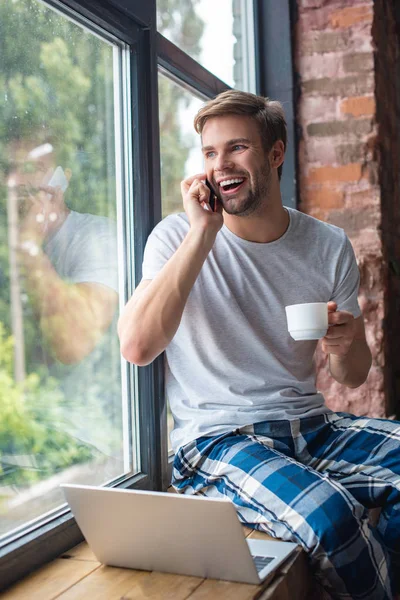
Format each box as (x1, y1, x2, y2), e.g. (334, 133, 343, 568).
(223, 183, 289, 243)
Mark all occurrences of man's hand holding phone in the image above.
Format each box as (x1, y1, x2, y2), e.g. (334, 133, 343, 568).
(204, 179, 217, 212)
(18, 166, 70, 250)
(181, 173, 223, 235)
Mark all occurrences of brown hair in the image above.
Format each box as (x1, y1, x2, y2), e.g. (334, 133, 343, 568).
(194, 90, 287, 179)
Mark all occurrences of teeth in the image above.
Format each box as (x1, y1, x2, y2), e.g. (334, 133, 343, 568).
(220, 178, 244, 188)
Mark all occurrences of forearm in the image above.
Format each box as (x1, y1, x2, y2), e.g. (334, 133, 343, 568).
(21, 250, 109, 363)
(329, 338, 372, 388)
(119, 226, 216, 366)
(38, 285, 109, 363)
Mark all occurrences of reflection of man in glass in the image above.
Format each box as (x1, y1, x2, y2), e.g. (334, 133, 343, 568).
(9, 140, 118, 365)
(6, 137, 121, 467)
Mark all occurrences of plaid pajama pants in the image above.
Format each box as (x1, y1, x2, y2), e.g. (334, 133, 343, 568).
(172, 412, 400, 600)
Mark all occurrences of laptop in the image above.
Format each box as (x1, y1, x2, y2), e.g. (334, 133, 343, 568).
(61, 484, 298, 585)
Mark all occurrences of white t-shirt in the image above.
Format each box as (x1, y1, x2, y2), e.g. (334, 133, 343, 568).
(44, 210, 118, 292)
(142, 207, 361, 452)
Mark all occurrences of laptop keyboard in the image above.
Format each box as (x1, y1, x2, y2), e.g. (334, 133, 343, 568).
(252, 555, 275, 573)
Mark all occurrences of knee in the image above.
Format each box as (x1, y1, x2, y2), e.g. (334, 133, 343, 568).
(305, 489, 367, 555)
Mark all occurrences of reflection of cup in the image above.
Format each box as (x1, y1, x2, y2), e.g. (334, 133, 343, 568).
(285, 302, 328, 341)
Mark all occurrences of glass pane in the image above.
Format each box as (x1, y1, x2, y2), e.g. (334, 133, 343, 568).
(158, 72, 204, 219)
(158, 72, 204, 449)
(157, 0, 255, 90)
(0, 0, 134, 540)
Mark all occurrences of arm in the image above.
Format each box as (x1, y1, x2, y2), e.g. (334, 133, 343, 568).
(321, 301, 372, 388)
(118, 174, 223, 366)
(20, 246, 117, 364)
(17, 184, 117, 364)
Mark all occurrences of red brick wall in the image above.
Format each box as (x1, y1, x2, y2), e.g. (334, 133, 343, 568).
(293, 0, 388, 416)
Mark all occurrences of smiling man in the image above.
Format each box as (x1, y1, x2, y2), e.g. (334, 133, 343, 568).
(118, 90, 400, 600)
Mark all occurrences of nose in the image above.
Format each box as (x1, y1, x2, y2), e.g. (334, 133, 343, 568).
(214, 151, 234, 172)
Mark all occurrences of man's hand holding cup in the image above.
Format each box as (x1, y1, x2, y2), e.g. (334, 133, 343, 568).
(321, 301, 356, 357)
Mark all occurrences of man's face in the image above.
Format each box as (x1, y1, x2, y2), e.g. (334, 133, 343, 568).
(11, 141, 55, 196)
(201, 114, 272, 216)
(8, 142, 56, 218)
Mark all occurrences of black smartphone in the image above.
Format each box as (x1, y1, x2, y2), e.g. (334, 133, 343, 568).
(205, 179, 217, 212)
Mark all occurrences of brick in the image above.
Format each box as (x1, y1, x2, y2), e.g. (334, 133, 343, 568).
(299, 6, 330, 31)
(298, 29, 373, 56)
(307, 163, 363, 185)
(298, 0, 371, 7)
(302, 74, 374, 96)
(352, 226, 382, 257)
(326, 207, 379, 233)
(298, 0, 324, 7)
(330, 5, 373, 29)
(300, 31, 350, 54)
(345, 188, 380, 209)
(340, 95, 376, 117)
(299, 3, 373, 32)
(298, 96, 337, 122)
(298, 53, 341, 81)
(307, 118, 372, 137)
(336, 143, 365, 164)
(298, 0, 370, 9)
(303, 187, 345, 209)
(343, 52, 374, 73)
(303, 140, 337, 164)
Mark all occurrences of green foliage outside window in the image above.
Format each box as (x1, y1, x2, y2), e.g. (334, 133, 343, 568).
(0, 323, 92, 494)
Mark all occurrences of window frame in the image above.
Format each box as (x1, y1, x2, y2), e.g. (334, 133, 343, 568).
(254, 0, 297, 208)
(0, 0, 296, 590)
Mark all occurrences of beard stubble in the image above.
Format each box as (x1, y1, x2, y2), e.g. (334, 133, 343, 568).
(219, 161, 272, 217)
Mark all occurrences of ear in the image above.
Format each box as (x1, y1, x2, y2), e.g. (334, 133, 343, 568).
(270, 140, 285, 169)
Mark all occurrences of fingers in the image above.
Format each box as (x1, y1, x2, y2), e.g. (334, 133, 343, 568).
(23, 185, 57, 208)
(324, 328, 344, 340)
(327, 301, 337, 313)
(328, 310, 353, 327)
(39, 186, 66, 214)
(322, 307, 355, 356)
(180, 174, 223, 234)
(193, 179, 209, 203)
(39, 185, 62, 199)
(321, 339, 350, 356)
(201, 201, 213, 213)
(182, 177, 210, 205)
(181, 173, 207, 193)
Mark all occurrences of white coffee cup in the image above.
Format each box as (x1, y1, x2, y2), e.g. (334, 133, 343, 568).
(285, 302, 328, 341)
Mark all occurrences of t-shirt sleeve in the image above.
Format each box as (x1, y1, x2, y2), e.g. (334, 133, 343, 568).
(142, 216, 185, 280)
(331, 235, 361, 318)
(68, 219, 118, 292)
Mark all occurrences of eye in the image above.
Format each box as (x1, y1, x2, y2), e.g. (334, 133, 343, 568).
(205, 150, 216, 159)
(22, 162, 37, 174)
(232, 144, 246, 151)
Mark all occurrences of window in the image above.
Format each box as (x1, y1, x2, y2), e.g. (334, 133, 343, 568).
(158, 72, 204, 219)
(0, 0, 136, 546)
(157, 0, 256, 91)
(0, 0, 272, 590)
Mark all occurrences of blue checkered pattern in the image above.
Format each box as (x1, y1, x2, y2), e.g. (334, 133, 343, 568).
(172, 412, 400, 599)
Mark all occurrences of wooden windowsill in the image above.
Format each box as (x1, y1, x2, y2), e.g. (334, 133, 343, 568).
(1, 527, 312, 599)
